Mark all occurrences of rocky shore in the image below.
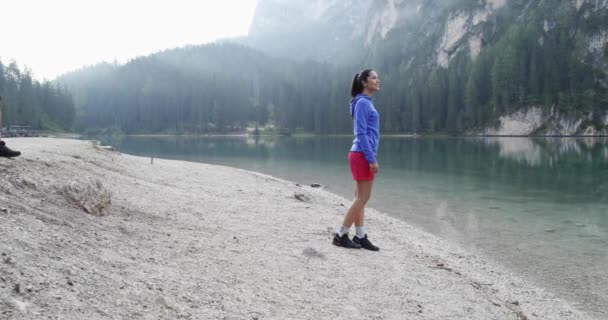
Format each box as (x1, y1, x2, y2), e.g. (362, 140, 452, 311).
(0, 138, 592, 319)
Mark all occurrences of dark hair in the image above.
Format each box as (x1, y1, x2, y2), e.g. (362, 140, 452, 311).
(350, 69, 374, 99)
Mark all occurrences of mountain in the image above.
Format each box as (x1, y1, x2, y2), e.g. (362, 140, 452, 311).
(59, 0, 608, 135)
(243, 0, 372, 64)
(56, 44, 351, 134)
(247, 0, 606, 71)
(243, 0, 608, 135)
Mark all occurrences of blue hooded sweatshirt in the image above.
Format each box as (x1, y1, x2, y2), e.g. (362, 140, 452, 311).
(350, 94, 380, 164)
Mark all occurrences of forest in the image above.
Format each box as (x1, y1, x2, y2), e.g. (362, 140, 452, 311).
(0, 60, 75, 131)
(12, 0, 608, 135)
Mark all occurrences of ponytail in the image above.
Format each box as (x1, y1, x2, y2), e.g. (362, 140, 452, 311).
(350, 73, 363, 99)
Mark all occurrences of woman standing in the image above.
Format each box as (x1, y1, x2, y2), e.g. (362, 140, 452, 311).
(333, 69, 380, 251)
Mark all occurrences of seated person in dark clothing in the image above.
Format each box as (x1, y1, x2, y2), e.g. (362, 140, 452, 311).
(0, 140, 21, 158)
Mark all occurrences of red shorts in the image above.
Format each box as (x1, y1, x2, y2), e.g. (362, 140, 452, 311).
(349, 151, 374, 181)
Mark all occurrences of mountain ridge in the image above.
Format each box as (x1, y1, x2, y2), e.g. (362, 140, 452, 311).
(57, 0, 608, 135)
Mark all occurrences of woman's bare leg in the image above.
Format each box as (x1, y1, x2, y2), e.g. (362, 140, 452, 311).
(355, 181, 372, 236)
(342, 180, 373, 229)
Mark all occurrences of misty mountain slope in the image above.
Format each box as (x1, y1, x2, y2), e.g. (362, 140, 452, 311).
(245, 0, 505, 64)
(56, 43, 352, 134)
(252, 0, 608, 134)
(58, 0, 608, 135)
(246, 0, 608, 135)
(248, 0, 606, 71)
(243, 0, 372, 64)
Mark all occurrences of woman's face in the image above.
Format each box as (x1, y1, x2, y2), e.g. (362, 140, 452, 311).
(363, 71, 381, 93)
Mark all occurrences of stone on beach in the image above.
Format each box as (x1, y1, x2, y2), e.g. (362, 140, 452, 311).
(59, 179, 112, 216)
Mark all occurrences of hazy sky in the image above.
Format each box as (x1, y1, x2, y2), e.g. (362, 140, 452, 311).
(0, 0, 258, 81)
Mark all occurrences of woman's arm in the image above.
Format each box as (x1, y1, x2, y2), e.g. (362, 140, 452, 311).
(354, 100, 376, 164)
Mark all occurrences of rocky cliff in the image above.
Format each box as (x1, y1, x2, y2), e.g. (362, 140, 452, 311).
(249, 0, 606, 68)
(246, 0, 608, 135)
(481, 107, 608, 136)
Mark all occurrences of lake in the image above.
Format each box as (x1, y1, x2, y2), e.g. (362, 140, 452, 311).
(94, 135, 608, 317)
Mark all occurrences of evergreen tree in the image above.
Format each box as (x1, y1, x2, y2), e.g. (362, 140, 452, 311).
(0, 59, 73, 131)
(54, 1, 608, 135)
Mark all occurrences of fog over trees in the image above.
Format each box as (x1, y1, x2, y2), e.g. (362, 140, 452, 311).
(38, 0, 608, 134)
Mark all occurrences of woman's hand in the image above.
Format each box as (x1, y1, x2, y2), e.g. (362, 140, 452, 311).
(370, 162, 379, 174)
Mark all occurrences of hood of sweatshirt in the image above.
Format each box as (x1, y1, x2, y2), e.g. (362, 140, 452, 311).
(350, 94, 372, 117)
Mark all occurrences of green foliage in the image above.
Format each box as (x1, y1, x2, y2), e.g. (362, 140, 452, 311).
(58, 44, 354, 135)
(365, 0, 608, 133)
(0, 60, 75, 131)
(59, 1, 608, 135)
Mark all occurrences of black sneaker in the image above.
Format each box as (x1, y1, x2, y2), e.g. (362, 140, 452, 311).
(0, 141, 21, 158)
(353, 235, 379, 251)
(332, 233, 361, 249)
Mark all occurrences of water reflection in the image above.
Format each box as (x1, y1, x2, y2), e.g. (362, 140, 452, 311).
(484, 137, 608, 167)
(489, 137, 543, 166)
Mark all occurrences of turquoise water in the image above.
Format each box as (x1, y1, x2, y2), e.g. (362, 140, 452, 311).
(96, 135, 608, 317)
